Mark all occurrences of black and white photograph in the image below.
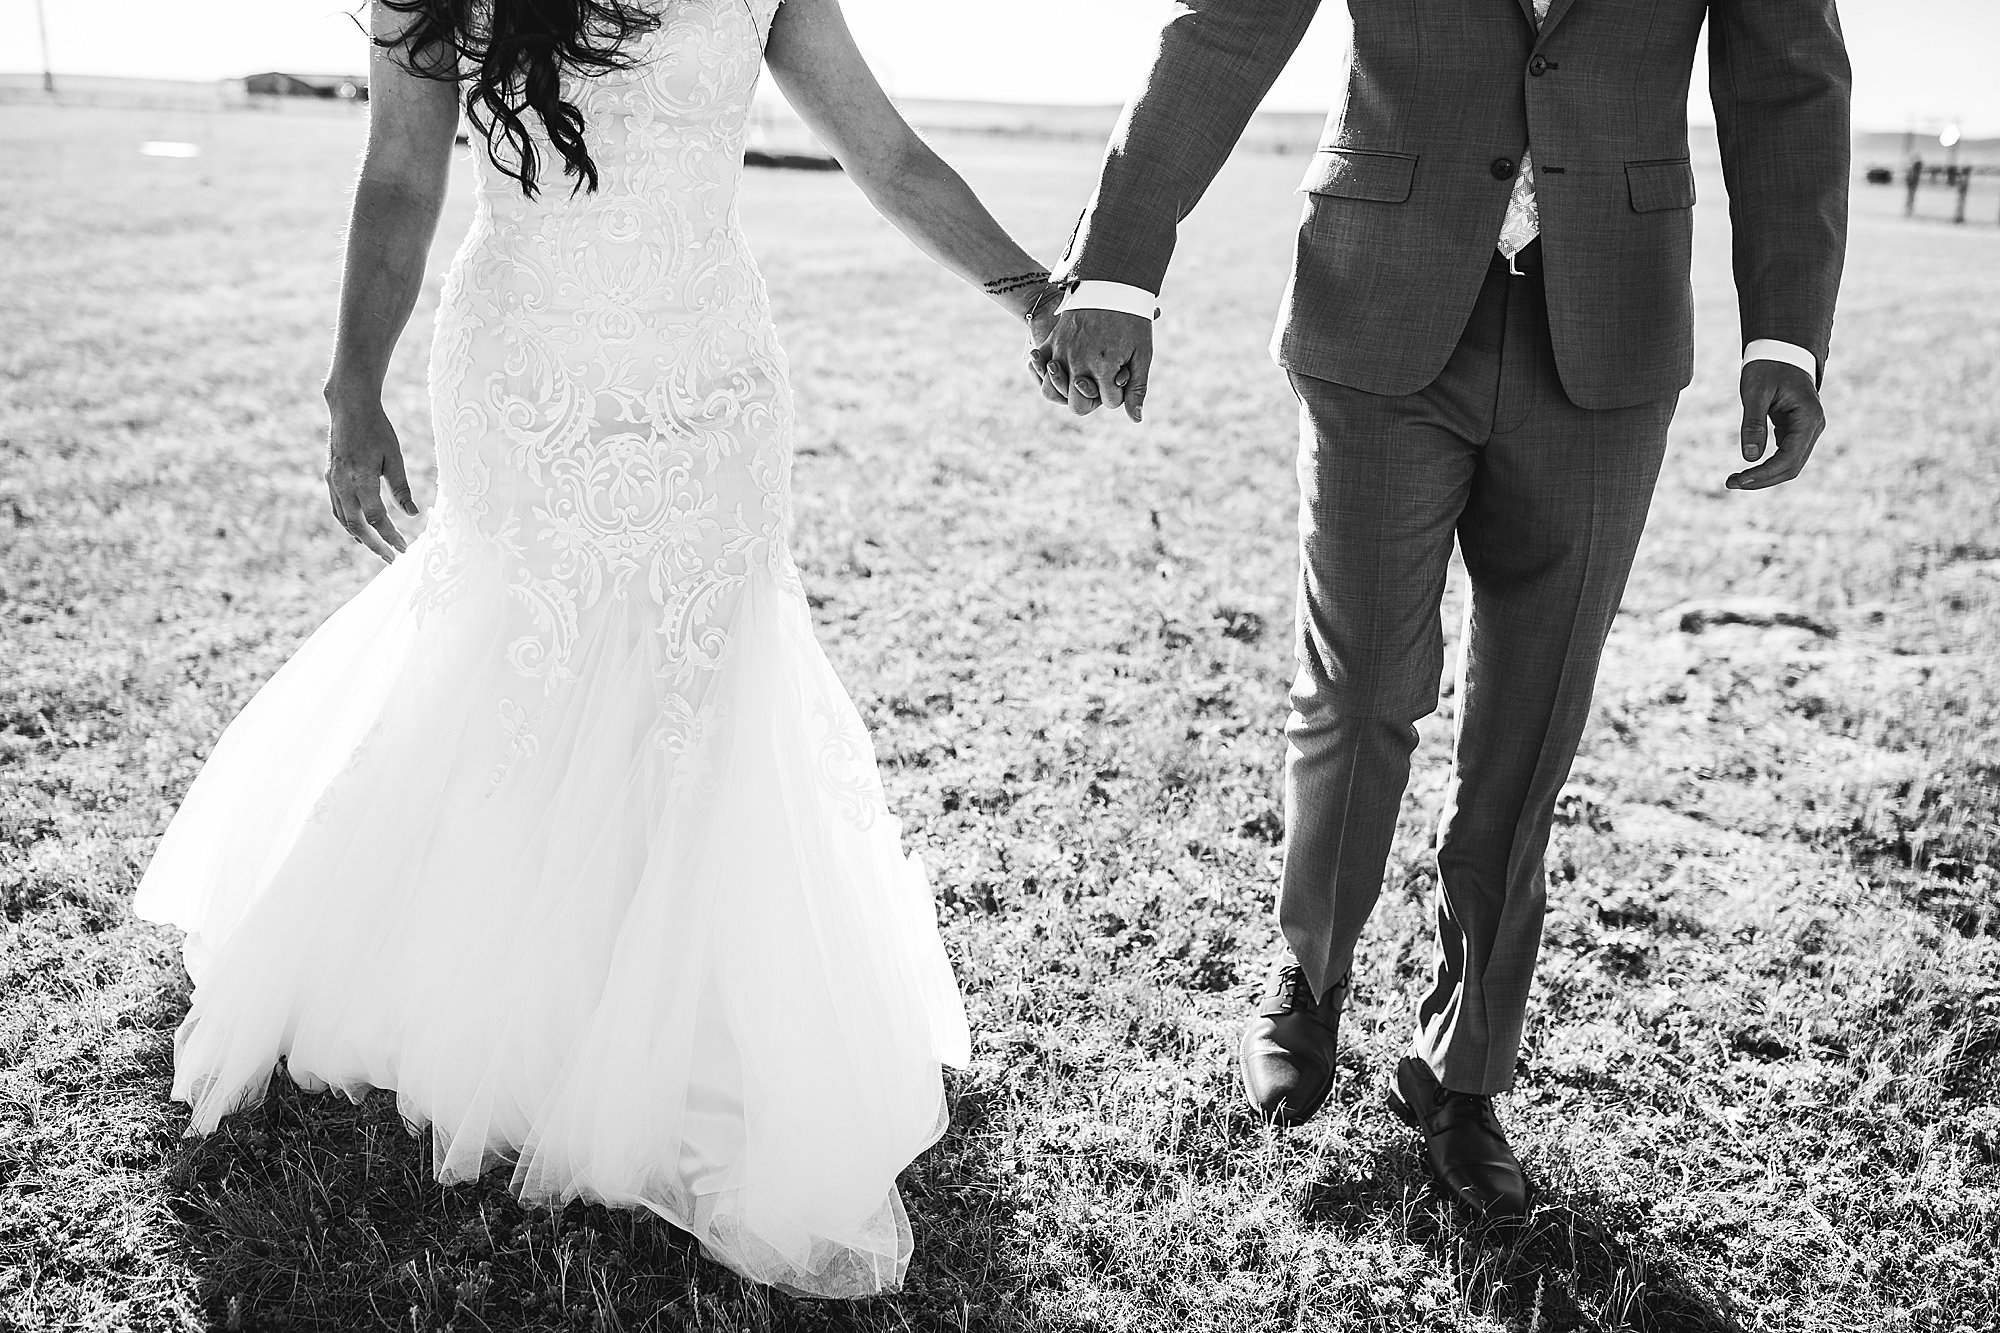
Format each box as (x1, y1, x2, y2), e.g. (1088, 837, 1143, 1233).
(1, 0, 1996, 1328)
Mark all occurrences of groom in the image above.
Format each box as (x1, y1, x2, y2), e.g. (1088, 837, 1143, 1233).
(1034, 0, 1850, 1219)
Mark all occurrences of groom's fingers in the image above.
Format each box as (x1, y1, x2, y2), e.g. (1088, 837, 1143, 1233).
(1067, 372, 1101, 415)
(1098, 364, 1127, 411)
(1074, 348, 1127, 413)
(1122, 342, 1153, 423)
(1038, 310, 1155, 419)
(1728, 362, 1824, 490)
(1728, 404, 1823, 489)
(1738, 376, 1774, 463)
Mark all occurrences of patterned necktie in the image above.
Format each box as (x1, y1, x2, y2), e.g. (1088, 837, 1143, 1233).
(1496, 0, 1552, 260)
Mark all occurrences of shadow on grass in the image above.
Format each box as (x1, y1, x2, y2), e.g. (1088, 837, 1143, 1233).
(1301, 1143, 1742, 1333)
(160, 1063, 1026, 1332)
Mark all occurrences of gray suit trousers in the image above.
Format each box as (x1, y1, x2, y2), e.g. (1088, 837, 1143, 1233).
(1282, 246, 1674, 1095)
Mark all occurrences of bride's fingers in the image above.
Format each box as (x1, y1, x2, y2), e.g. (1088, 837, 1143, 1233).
(354, 493, 405, 561)
(1029, 348, 1062, 393)
(1041, 358, 1071, 405)
(330, 469, 401, 562)
(339, 506, 396, 562)
(382, 451, 420, 517)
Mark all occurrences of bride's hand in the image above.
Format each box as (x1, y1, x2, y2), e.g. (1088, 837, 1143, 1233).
(1019, 280, 1064, 383)
(323, 390, 419, 562)
(1024, 280, 1064, 348)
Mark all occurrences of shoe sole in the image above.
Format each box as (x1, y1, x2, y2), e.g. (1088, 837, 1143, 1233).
(1242, 1082, 1331, 1128)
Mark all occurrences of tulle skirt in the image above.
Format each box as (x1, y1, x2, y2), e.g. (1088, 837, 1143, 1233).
(132, 524, 971, 1297)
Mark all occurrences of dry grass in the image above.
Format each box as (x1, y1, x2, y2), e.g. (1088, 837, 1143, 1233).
(2, 103, 1998, 1333)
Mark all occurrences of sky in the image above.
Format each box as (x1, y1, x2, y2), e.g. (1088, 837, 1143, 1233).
(2, 0, 1996, 135)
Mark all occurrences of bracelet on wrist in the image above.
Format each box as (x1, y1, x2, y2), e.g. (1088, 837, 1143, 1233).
(1021, 282, 1064, 325)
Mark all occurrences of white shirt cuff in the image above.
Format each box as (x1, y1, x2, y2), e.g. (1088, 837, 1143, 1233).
(1743, 339, 1819, 381)
(1059, 280, 1160, 321)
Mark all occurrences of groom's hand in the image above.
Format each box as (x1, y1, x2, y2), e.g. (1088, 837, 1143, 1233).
(1728, 360, 1826, 491)
(1032, 309, 1151, 422)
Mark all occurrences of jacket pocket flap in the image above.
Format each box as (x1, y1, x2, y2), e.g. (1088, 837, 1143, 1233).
(1626, 158, 1697, 212)
(1300, 148, 1418, 203)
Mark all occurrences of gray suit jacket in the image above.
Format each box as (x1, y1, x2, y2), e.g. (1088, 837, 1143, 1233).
(1054, 0, 1852, 410)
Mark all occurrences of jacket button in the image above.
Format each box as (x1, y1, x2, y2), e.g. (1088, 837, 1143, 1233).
(1491, 157, 1517, 180)
(1529, 54, 1549, 76)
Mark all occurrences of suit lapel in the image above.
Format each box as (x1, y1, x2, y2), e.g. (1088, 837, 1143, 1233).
(1538, 0, 1578, 42)
(1512, 0, 1539, 28)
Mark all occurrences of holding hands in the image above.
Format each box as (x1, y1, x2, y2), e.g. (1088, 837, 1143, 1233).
(1031, 308, 1152, 423)
(985, 266, 1153, 424)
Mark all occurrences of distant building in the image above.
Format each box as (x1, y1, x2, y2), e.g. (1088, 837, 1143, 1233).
(245, 72, 368, 101)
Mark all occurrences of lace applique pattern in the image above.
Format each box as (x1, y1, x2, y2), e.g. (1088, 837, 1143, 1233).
(412, 0, 797, 783)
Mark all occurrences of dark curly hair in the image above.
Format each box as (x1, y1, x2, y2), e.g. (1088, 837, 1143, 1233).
(375, 0, 663, 197)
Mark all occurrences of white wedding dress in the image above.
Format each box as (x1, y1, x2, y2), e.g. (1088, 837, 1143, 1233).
(132, 0, 969, 1298)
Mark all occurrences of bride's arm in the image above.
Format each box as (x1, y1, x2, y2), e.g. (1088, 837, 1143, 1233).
(322, 3, 460, 562)
(763, 0, 1059, 336)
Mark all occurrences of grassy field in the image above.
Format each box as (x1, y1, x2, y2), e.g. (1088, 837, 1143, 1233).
(2, 101, 1998, 1333)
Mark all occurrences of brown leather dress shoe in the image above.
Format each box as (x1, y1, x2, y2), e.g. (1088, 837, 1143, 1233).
(1386, 1055, 1530, 1222)
(1238, 963, 1347, 1126)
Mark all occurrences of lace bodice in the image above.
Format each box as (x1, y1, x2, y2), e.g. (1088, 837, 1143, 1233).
(416, 0, 798, 779)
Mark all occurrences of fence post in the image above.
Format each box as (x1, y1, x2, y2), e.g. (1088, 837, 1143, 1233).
(35, 0, 54, 94)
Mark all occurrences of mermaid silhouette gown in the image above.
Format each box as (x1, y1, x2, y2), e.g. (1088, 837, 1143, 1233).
(131, 0, 970, 1298)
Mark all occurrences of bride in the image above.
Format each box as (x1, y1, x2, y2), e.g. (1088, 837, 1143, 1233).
(133, 0, 1061, 1298)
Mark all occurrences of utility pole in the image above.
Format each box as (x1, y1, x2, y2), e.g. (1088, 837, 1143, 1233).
(34, 0, 54, 95)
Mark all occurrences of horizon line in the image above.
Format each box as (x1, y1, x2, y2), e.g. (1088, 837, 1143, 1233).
(2, 70, 1992, 139)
